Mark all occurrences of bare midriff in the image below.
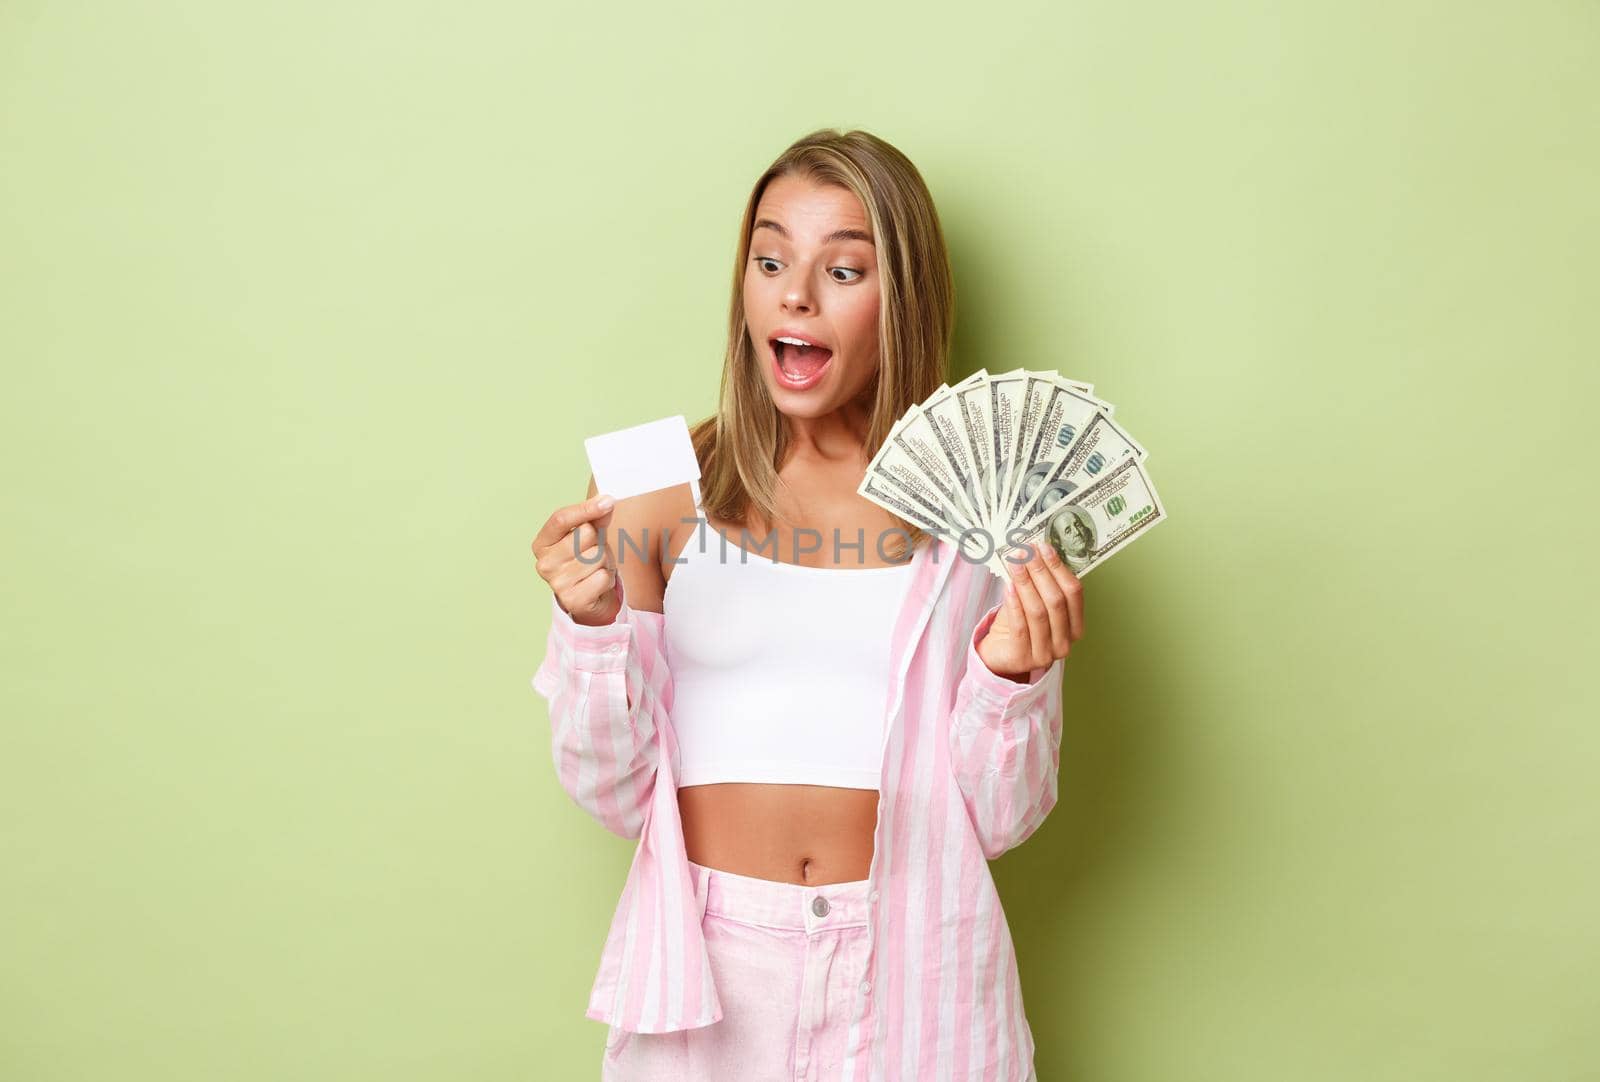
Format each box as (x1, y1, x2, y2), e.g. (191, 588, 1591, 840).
(678, 782, 879, 885)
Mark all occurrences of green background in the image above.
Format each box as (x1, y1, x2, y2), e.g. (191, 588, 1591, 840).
(3, 2, 1595, 1079)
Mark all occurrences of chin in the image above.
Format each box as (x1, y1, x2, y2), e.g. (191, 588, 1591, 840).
(766, 384, 838, 416)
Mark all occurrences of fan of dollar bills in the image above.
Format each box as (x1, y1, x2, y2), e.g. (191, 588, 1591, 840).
(858, 369, 1166, 581)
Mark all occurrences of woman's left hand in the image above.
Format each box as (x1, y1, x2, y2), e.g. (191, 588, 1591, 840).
(975, 543, 1084, 681)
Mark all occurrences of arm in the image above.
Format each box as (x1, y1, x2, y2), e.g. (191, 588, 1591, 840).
(530, 573, 671, 840)
(947, 577, 1066, 860)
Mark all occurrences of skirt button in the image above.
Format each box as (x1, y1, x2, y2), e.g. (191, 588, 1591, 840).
(811, 895, 830, 917)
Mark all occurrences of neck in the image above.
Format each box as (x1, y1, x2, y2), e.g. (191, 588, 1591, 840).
(782, 393, 874, 466)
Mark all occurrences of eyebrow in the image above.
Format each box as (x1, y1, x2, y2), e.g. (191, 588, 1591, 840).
(753, 218, 875, 246)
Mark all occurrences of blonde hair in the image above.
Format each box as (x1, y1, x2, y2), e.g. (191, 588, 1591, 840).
(688, 127, 956, 561)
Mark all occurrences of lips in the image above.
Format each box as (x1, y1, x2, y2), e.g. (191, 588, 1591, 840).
(769, 333, 834, 389)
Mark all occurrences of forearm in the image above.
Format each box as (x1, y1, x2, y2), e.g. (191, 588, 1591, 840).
(531, 593, 667, 839)
(948, 600, 1066, 858)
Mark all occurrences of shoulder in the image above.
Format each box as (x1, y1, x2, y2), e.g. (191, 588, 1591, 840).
(584, 472, 692, 614)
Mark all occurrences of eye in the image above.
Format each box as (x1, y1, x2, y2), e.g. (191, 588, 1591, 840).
(831, 267, 864, 283)
(753, 256, 781, 273)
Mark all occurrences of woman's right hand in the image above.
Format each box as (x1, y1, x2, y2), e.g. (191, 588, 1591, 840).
(531, 493, 622, 626)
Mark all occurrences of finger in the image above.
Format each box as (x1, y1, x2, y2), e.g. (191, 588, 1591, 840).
(1000, 540, 1031, 576)
(1038, 542, 1084, 642)
(533, 493, 616, 551)
(572, 520, 606, 565)
(536, 522, 607, 585)
(572, 516, 626, 571)
(557, 562, 615, 619)
(1009, 548, 1052, 669)
(553, 543, 612, 596)
(1022, 550, 1072, 658)
(1000, 575, 1026, 642)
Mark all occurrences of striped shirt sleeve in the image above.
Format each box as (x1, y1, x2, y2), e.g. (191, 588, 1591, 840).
(530, 584, 669, 840)
(947, 593, 1067, 860)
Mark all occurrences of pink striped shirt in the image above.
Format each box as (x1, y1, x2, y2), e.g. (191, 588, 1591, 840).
(530, 535, 1064, 1081)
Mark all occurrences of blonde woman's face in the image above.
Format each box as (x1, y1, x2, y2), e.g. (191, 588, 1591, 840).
(743, 175, 881, 417)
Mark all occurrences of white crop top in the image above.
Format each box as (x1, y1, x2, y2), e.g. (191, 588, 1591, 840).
(662, 496, 916, 791)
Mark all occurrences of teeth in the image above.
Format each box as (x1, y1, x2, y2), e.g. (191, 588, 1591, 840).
(776, 336, 815, 347)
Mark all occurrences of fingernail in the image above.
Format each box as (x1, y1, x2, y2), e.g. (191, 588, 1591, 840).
(596, 494, 615, 511)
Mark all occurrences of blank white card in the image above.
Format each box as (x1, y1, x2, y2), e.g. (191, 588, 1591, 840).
(583, 414, 702, 502)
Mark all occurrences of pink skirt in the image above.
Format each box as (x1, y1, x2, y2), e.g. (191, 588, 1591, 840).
(601, 857, 873, 1081)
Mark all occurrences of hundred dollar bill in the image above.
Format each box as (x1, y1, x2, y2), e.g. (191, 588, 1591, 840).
(997, 372, 1053, 528)
(1065, 380, 1113, 414)
(952, 370, 997, 537)
(865, 412, 987, 536)
(920, 380, 992, 536)
(1057, 377, 1115, 419)
(985, 369, 1030, 528)
(858, 472, 1009, 576)
(1001, 397, 1147, 530)
(861, 453, 971, 536)
(861, 419, 982, 535)
(988, 369, 1113, 524)
(992, 376, 1094, 528)
(995, 454, 1165, 579)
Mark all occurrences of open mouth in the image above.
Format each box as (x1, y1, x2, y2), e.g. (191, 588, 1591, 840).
(770, 336, 834, 387)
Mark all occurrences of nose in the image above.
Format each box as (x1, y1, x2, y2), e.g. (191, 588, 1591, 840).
(782, 277, 814, 314)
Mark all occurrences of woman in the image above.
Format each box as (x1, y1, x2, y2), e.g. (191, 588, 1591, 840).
(531, 129, 1082, 1082)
